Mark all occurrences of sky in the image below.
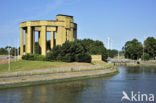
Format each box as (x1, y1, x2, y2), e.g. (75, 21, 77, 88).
(0, 0, 156, 50)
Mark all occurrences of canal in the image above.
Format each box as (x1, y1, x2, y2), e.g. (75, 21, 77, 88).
(0, 66, 156, 103)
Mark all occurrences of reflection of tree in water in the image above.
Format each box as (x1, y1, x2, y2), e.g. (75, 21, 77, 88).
(126, 66, 156, 73)
(17, 76, 115, 103)
(19, 86, 49, 103)
(17, 81, 89, 103)
(47, 81, 89, 103)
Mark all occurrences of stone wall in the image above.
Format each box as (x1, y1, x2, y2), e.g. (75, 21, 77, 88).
(91, 55, 102, 61)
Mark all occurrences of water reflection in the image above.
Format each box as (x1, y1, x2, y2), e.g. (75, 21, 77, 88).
(0, 66, 156, 103)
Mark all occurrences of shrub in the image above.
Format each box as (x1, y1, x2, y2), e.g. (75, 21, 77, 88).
(22, 54, 45, 61)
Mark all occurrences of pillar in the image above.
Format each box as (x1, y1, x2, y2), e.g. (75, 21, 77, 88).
(56, 27, 66, 45)
(73, 24, 77, 40)
(38, 31, 41, 54)
(26, 26, 32, 53)
(20, 28, 24, 56)
(40, 26, 46, 55)
(25, 29, 27, 53)
(32, 28, 35, 54)
(67, 28, 74, 41)
(51, 31, 54, 49)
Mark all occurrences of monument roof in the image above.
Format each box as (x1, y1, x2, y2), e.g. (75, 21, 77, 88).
(57, 14, 73, 18)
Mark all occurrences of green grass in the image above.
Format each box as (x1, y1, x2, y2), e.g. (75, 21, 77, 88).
(0, 60, 70, 73)
(0, 60, 114, 75)
(149, 60, 156, 62)
(0, 55, 7, 57)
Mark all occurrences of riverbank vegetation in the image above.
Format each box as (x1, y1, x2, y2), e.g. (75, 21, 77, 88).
(123, 36, 156, 60)
(22, 39, 109, 63)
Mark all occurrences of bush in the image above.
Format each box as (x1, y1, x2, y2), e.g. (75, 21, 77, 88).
(22, 54, 45, 61)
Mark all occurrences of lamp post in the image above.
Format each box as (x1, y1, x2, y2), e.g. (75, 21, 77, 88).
(17, 39, 19, 60)
(143, 42, 144, 61)
(107, 37, 110, 58)
(118, 50, 120, 60)
(7, 47, 11, 71)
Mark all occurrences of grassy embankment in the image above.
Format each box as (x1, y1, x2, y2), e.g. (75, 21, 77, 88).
(0, 60, 113, 74)
(0, 55, 7, 57)
(0, 71, 118, 89)
(0, 60, 117, 89)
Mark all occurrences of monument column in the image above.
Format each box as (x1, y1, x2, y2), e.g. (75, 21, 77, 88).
(67, 28, 74, 41)
(20, 27, 24, 56)
(56, 27, 66, 45)
(27, 26, 32, 53)
(32, 28, 35, 54)
(51, 31, 54, 49)
(38, 31, 41, 54)
(25, 29, 28, 53)
(40, 26, 46, 55)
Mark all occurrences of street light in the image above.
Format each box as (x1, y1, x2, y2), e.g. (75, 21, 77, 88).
(143, 42, 144, 61)
(7, 47, 11, 71)
(17, 39, 19, 60)
(118, 50, 120, 60)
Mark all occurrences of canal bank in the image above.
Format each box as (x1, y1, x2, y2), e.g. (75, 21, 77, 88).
(0, 66, 118, 89)
(113, 60, 156, 67)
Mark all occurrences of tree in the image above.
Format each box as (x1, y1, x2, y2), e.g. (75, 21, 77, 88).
(77, 39, 108, 61)
(141, 53, 150, 61)
(46, 41, 91, 62)
(0, 48, 7, 55)
(123, 39, 143, 60)
(10, 47, 17, 56)
(144, 37, 156, 59)
(107, 49, 118, 58)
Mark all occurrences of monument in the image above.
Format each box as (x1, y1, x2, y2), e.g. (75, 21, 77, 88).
(20, 14, 77, 56)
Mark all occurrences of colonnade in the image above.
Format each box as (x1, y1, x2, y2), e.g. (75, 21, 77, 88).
(20, 14, 77, 56)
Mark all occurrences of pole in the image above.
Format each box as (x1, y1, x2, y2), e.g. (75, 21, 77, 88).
(9, 50, 10, 71)
(143, 43, 144, 61)
(7, 47, 11, 71)
(118, 50, 120, 60)
(107, 37, 110, 49)
(17, 39, 19, 60)
(14, 48, 16, 62)
(110, 39, 112, 50)
(107, 37, 110, 58)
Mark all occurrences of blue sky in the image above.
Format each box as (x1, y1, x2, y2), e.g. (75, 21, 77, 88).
(0, 0, 156, 50)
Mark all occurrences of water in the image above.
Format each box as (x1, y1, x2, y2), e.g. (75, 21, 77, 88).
(0, 66, 156, 103)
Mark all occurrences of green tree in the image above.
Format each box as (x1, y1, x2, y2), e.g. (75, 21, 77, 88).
(77, 39, 108, 61)
(10, 47, 17, 56)
(107, 49, 118, 58)
(0, 48, 7, 55)
(144, 37, 156, 59)
(123, 39, 143, 60)
(141, 53, 150, 61)
(46, 41, 91, 62)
